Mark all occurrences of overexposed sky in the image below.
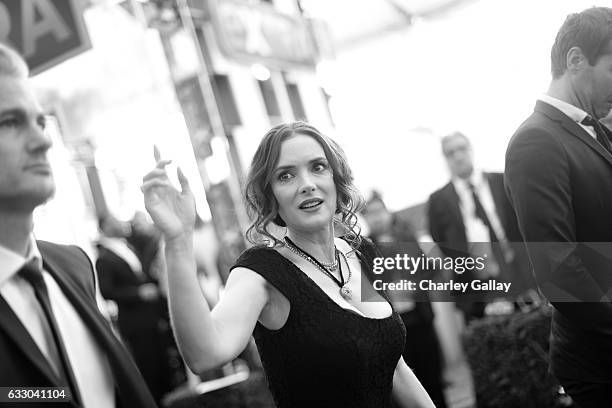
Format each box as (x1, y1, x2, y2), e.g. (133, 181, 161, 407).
(326, 0, 602, 209)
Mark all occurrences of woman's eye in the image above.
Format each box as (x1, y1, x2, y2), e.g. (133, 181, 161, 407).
(278, 172, 293, 181)
(313, 162, 327, 172)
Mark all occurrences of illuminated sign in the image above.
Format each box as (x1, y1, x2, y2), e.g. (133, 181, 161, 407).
(210, 0, 318, 68)
(0, 0, 91, 75)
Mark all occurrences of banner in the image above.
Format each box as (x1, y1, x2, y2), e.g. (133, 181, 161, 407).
(0, 0, 91, 75)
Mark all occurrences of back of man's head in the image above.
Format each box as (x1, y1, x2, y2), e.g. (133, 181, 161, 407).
(551, 7, 612, 79)
(0, 43, 28, 79)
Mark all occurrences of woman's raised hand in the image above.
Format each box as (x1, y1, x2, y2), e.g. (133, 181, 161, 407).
(142, 146, 196, 240)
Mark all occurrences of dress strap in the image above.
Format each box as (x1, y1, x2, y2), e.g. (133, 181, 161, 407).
(230, 246, 299, 301)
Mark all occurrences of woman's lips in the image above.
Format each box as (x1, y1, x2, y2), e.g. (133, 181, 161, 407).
(299, 198, 323, 210)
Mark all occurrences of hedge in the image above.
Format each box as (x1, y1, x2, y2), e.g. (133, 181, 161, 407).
(464, 306, 574, 408)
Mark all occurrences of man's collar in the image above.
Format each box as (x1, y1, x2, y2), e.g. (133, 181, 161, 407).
(0, 236, 43, 286)
(539, 94, 589, 123)
(452, 169, 484, 192)
(29, 237, 43, 271)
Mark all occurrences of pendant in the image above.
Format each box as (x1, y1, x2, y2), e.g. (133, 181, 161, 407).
(340, 286, 352, 300)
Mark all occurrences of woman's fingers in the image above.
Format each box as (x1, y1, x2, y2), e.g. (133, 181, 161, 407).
(141, 178, 176, 194)
(177, 167, 191, 194)
(154, 145, 161, 162)
(143, 168, 167, 181)
(143, 168, 171, 183)
(153, 145, 172, 169)
(145, 147, 187, 198)
(156, 159, 172, 169)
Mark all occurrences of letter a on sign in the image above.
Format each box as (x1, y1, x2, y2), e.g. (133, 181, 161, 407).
(0, 0, 90, 75)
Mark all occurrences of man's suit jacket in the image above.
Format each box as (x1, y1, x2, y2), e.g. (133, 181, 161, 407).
(0, 241, 157, 407)
(97, 246, 146, 303)
(427, 172, 523, 251)
(427, 172, 532, 317)
(505, 100, 612, 382)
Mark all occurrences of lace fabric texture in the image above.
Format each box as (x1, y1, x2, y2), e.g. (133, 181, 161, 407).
(231, 239, 406, 408)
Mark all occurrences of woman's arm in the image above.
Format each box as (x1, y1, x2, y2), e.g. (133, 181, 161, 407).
(392, 358, 437, 408)
(164, 236, 269, 373)
(142, 147, 269, 374)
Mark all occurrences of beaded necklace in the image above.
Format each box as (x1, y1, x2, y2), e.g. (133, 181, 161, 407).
(284, 237, 353, 300)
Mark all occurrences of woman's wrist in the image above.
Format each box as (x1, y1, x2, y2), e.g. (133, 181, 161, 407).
(164, 231, 194, 252)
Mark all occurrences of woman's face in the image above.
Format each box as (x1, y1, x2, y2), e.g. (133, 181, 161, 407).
(271, 134, 337, 234)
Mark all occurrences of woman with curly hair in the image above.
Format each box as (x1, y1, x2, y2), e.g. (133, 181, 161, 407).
(142, 121, 434, 408)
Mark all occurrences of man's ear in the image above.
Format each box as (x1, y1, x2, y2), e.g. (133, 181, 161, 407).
(566, 46, 587, 73)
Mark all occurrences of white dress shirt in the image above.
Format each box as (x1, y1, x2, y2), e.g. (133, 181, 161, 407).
(0, 237, 115, 408)
(452, 170, 508, 244)
(452, 171, 511, 276)
(539, 94, 597, 139)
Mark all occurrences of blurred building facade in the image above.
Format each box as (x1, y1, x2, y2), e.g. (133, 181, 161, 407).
(20, 0, 335, 261)
(149, 0, 335, 253)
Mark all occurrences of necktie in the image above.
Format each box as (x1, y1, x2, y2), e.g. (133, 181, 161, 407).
(581, 115, 612, 153)
(467, 182, 498, 242)
(467, 182, 513, 277)
(19, 263, 82, 406)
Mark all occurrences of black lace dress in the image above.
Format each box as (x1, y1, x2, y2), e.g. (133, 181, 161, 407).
(230, 239, 406, 408)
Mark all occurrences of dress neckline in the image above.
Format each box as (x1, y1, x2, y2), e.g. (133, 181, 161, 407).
(270, 242, 395, 321)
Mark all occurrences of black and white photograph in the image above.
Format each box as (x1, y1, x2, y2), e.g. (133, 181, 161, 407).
(1, 0, 612, 407)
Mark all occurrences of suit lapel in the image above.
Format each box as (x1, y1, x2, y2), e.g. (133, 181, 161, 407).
(0, 294, 63, 387)
(41, 255, 153, 408)
(41, 256, 121, 362)
(535, 100, 612, 168)
(37, 243, 156, 407)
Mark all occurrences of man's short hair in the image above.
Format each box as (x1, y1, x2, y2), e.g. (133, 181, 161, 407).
(551, 7, 612, 79)
(441, 131, 470, 155)
(0, 43, 29, 79)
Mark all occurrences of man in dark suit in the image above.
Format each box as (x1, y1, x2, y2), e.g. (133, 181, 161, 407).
(504, 7, 612, 407)
(0, 43, 156, 407)
(428, 132, 528, 320)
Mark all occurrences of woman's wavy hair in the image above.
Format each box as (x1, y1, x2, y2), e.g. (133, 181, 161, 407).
(245, 121, 364, 249)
